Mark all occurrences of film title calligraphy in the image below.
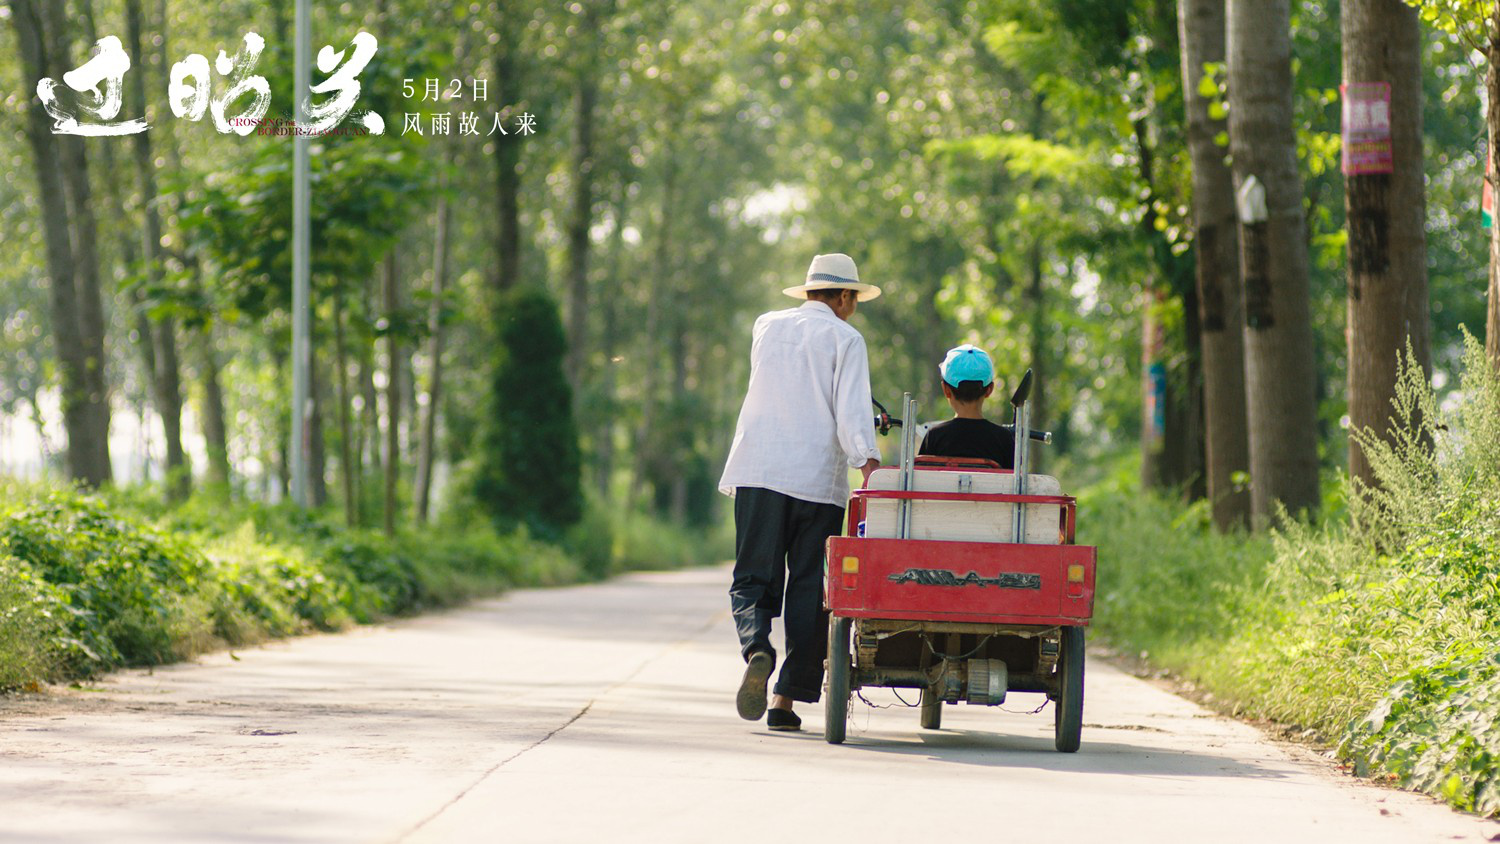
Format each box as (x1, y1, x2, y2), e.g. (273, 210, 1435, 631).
(37, 31, 385, 137)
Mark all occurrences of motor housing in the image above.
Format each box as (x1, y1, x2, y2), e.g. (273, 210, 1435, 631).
(966, 658, 1008, 705)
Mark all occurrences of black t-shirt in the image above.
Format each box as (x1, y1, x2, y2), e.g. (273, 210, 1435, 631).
(918, 417, 1015, 469)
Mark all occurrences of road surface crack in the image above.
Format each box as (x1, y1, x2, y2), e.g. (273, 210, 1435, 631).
(395, 699, 594, 842)
(395, 611, 726, 842)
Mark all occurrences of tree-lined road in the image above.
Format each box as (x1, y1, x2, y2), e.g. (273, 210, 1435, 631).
(2, 566, 1496, 844)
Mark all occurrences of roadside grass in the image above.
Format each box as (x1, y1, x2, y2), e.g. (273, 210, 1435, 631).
(0, 554, 65, 689)
(1084, 335, 1500, 817)
(0, 482, 726, 691)
(566, 492, 734, 578)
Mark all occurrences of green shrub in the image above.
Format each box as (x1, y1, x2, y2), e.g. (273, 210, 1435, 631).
(0, 554, 65, 688)
(0, 461, 717, 691)
(199, 523, 357, 637)
(0, 483, 616, 689)
(321, 532, 421, 620)
(0, 489, 220, 671)
(1346, 649, 1500, 815)
(472, 286, 583, 539)
(563, 493, 734, 580)
(606, 507, 733, 572)
(1089, 335, 1500, 816)
(401, 525, 580, 598)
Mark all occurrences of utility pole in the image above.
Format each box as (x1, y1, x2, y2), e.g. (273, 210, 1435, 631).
(290, 0, 311, 506)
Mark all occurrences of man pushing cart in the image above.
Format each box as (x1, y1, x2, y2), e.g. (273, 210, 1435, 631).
(718, 252, 883, 733)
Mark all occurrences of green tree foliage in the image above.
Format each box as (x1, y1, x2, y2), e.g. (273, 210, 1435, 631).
(179, 141, 429, 318)
(0, 0, 1489, 520)
(1404, 0, 1493, 48)
(472, 287, 584, 539)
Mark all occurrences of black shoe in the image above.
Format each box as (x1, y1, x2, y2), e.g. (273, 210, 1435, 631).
(767, 708, 801, 731)
(737, 651, 774, 721)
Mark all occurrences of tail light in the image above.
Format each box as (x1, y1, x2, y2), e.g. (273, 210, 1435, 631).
(1066, 563, 1085, 597)
(841, 556, 859, 590)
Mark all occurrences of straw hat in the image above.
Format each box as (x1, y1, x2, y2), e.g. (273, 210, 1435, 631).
(782, 253, 882, 302)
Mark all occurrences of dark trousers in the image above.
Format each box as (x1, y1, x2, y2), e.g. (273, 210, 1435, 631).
(730, 487, 845, 703)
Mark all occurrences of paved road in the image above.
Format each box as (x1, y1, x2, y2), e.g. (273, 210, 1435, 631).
(2, 566, 1496, 844)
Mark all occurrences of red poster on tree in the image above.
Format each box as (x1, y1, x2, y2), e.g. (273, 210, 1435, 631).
(1341, 81, 1393, 175)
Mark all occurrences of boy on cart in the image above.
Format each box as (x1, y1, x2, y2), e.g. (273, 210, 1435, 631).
(919, 344, 1015, 469)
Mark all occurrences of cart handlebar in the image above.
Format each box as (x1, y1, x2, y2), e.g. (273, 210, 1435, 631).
(872, 398, 902, 436)
(1006, 425, 1053, 444)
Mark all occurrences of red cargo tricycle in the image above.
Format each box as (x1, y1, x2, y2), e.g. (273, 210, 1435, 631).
(823, 373, 1097, 750)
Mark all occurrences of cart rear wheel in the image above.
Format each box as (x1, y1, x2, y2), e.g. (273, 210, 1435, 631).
(1053, 626, 1085, 753)
(825, 616, 851, 744)
(919, 687, 942, 730)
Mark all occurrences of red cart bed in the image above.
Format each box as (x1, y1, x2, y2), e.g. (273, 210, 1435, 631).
(825, 536, 1096, 627)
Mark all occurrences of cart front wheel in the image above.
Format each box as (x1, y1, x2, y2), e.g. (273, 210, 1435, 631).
(1054, 626, 1085, 753)
(825, 616, 851, 744)
(919, 687, 942, 730)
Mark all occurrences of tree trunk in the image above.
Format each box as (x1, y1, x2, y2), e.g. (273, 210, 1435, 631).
(1130, 105, 1205, 498)
(1026, 239, 1047, 476)
(197, 328, 231, 488)
(80, 3, 156, 463)
(1227, 0, 1322, 524)
(404, 349, 418, 458)
(1487, 27, 1500, 371)
(1179, 0, 1251, 528)
(1140, 288, 1165, 489)
(153, 0, 230, 484)
(49, 2, 114, 487)
(668, 317, 689, 524)
(126, 0, 189, 501)
(272, 344, 291, 500)
(415, 193, 451, 524)
(1166, 269, 1208, 501)
(1130, 112, 1168, 493)
(359, 350, 380, 481)
(10, 0, 112, 487)
(595, 180, 631, 501)
(629, 148, 675, 512)
(565, 43, 599, 378)
(382, 253, 402, 536)
(334, 301, 357, 526)
(493, 15, 523, 294)
(360, 274, 383, 489)
(1342, 0, 1430, 487)
(308, 347, 329, 509)
(79, 0, 149, 428)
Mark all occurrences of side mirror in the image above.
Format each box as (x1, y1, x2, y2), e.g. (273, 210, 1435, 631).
(1010, 369, 1033, 408)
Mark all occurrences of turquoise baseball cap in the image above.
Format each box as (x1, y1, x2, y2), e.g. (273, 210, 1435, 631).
(940, 344, 995, 387)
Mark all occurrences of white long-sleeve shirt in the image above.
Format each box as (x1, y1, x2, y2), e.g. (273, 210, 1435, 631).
(718, 300, 882, 506)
